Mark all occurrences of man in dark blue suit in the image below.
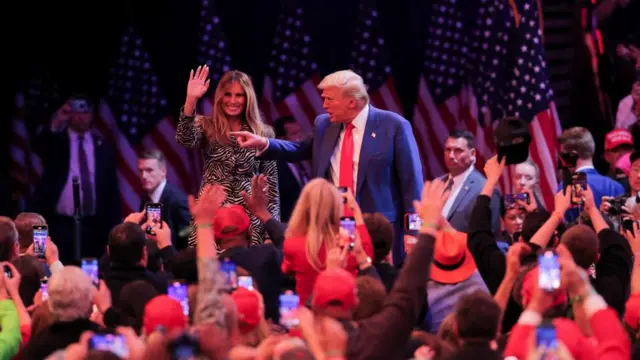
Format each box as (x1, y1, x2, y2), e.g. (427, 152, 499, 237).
(273, 116, 312, 223)
(232, 70, 423, 264)
(30, 95, 120, 262)
(440, 130, 502, 234)
(137, 149, 191, 250)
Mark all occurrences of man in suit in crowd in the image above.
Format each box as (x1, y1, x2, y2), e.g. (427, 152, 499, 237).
(137, 149, 191, 250)
(30, 94, 120, 262)
(441, 130, 501, 234)
(273, 116, 312, 222)
(232, 70, 423, 264)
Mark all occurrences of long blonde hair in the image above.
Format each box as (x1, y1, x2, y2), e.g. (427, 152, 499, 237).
(285, 179, 342, 271)
(198, 70, 271, 143)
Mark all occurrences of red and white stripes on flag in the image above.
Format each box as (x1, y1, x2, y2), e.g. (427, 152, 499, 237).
(10, 94, 203, 218)
(10, 93, 43, 198)
(260, 75, 324, 132)
(529, 105, 562, 209)
(368, 78, 404, 116)
(412, 79, 561, 210)
(94, 101, 203, 217)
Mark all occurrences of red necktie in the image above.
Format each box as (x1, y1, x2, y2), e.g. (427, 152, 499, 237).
(339, 123, 355, 217)
(339, 123, 355, 191)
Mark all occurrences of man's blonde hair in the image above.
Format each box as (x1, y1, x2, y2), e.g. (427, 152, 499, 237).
(318, 70, 369, 104)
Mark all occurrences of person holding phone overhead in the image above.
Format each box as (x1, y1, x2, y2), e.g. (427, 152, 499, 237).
(232, 70, 422, 264)
(176, 66, 280, 246)
(30, 94, 120, 262)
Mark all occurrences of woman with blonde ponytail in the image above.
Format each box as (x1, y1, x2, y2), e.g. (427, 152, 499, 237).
(281, 178, 374, 304)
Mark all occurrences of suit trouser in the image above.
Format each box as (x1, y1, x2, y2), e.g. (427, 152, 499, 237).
(392, 220, 406, 266)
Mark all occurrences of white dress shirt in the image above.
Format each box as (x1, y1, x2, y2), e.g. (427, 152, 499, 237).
(441, 165, 475, 217)
(149, 179, 167, 203)
(329, 105, 369, 193)
(56, 129, 96, 216)
(615, 94, 637, 129)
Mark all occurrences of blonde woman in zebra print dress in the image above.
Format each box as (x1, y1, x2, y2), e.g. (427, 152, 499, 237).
(176, 65, 280, 246)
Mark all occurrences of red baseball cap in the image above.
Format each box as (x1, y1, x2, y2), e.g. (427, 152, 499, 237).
(213, 204, 250, 239)
(520, 267, 567, 307)
(604, 129, 633, 151)
(142, 295, 188, 336)
(231, 287, 262, 333)
(311, 268, 357, 310)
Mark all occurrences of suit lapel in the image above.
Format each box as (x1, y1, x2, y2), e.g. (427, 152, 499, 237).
(447, 170, 477, 219)
(159, 185, 171, 221)
(317, 123, 342, 178)
(356, 106, 380, 198)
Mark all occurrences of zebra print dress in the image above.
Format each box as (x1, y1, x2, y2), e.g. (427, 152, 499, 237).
(176, 109, 280, 246)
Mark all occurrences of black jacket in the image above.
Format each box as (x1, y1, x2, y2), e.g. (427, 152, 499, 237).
(138, 182, 191, 250)
(22, 318, 102, 359)
(29, 128, 120, 247)
(103, 264, 170, 302)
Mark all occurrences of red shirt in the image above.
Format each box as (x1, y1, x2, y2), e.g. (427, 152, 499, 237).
(281, 224, 374, 305)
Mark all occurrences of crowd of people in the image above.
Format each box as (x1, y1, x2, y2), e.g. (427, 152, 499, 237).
(1, 27, 640, 359)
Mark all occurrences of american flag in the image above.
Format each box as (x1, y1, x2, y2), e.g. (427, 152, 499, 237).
(96, 25, 203, 216)
(10, 79, 62, 207)
(348, 0, 403, 115)
(412, 0, 561, 209)
(196, 0, 233, 116)
(260, 2, 323, 133)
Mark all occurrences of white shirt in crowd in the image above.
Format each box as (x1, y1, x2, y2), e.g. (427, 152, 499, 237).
(329, 104, 369, 194)
(441, 165, 475, 217)
(56, 129, 96, 216)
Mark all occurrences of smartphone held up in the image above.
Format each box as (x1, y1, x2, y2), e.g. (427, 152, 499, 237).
(279, 291, 300, 329)
(404, 213, 422, 231)
(570, 173, 587, 206)
(146, 203, 163, 229)
(33, 225, 48, 259)
(538, 250, 560, 292)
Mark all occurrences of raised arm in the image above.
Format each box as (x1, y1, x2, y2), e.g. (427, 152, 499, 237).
(528, 190, 571, 249)
(232, 130, 313, 163)
(176, 65, 210, 148)
(188, 184, 227, 331)
(351, 180, 446, 360)
(468, 155, 507, 292)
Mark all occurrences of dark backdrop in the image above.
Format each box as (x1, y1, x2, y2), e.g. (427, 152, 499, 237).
(1, 0, 611, 215)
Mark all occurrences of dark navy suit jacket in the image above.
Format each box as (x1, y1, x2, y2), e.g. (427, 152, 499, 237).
(29, 128, 120, 257)
(219, 244, 283, 322)
(442, 169, 502, 235)
(139, 182, 191, 250)
(258, 106, 424, 263)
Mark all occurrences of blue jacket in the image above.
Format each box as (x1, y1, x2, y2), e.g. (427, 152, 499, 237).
(259, 106, 424, 263)
(558, 168, 625, 223)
